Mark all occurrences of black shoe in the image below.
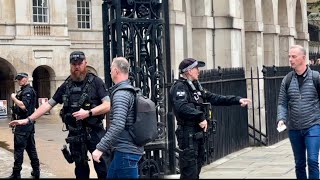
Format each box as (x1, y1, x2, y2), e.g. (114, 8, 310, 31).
(31, 170, 40, 179)
(7, 172, 21, 179)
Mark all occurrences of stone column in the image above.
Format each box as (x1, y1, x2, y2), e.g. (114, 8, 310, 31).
(169, 0, 185, 79)
(213, 0, 244, 68)
(295, 32, 309, 59)
(14, 0, 31, 37)
(279, 27, 295, 66)
(263, 25, 280, 66)
(191, 0, 214, 69)
(243, 0, 268, 143)
(245, 28, 266, 142)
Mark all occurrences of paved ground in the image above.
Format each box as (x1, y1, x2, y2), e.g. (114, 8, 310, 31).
(0, 114, 308, 179)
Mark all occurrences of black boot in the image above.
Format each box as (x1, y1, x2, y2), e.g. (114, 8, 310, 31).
(7, 171, 21, 179)
(31, 170, 40, 179)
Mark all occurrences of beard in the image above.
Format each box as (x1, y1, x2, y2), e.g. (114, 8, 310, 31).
(70, 68, 87, 82)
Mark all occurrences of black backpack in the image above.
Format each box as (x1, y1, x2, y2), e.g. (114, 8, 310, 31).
(285, 70, 320, 97)
(111, 85, 158, 146)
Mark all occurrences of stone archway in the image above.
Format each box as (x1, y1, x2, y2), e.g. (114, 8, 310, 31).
(0, 57, 16, 112)
(87, 66, 98, 76)
(32, 65, 55, 108)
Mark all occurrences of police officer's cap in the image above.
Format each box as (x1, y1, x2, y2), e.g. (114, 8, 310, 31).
(70, 51, 86, 63)
(15, 73, 28, 80)
(179, 58, 205, 74)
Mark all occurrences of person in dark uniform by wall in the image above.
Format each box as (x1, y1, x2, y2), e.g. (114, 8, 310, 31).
(8, 72, 40, 179)
(169, 58, 251, 179)
(9, 51, 111, 179)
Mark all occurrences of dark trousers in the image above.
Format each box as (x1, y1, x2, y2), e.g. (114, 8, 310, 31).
(175, 125, 205, 179)
(69, 128, 111, 179)
(13, 129, 39, 172)
(288, 124, 320, 179)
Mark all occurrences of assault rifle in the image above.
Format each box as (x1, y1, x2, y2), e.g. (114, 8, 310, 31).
(61, 92, 90, 165)
(201, 102, 217, 165)
(10, 90, 22, 132)
(10, 90, 22, 120)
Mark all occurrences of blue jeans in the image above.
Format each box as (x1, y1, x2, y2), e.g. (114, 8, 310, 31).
(107, 151, 142, 179)
(288, 124, 320, 179)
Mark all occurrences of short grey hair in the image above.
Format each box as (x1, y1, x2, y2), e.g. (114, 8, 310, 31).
(112, 57, 130, 74)
(290, 45, 306, 55)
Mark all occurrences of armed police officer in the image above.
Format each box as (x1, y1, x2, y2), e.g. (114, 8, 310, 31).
(8, 72, 39, 179)
(169, 58, 251, 179)
(9, 51, 111, 179)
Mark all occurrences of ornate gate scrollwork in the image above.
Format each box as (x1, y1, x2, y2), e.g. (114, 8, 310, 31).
(102, 0, 171, 178)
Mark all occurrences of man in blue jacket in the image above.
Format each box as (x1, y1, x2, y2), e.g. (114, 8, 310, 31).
(277, 45, 320, 179)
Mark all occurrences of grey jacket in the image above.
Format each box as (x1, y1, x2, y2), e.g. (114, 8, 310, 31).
(277, 67, 320, 130)
(96, 80, 144, 155)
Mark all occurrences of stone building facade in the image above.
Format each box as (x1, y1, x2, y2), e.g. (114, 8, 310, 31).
(0, 0, 309, 119)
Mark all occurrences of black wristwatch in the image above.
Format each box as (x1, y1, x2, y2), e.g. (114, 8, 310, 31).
(88, 110, 93, 117)
(27, 117, 33, 124)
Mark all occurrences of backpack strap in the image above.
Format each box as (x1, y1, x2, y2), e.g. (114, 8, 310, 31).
(284, 71, 294, 93)
(312, 70, 320, 99)
(110, 84, 137, 127)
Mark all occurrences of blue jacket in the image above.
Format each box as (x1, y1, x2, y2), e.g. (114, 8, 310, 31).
(277, 67, 320, 130)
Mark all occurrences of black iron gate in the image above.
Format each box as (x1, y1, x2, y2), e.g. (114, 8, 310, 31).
(102, 0, 171, 178)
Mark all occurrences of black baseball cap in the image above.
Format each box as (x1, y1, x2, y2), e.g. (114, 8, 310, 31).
(178, 58, 205, 74)
(15, 73, 28, 80)
(70, 51, 86, 63)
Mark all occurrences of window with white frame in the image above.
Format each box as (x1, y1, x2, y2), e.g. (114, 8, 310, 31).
(77, 0, 91, 29)
(32, 0, 49, 23)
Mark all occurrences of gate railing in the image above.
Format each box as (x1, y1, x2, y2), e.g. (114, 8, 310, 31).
(247, 65, 290, 146)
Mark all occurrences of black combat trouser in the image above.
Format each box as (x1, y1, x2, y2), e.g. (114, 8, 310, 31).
(13, 124, 40, 173)
(69, 127, 111, 179)
(175, 125, 205, 179)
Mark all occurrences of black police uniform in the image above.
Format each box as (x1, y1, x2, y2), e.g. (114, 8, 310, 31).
(11, 84, 39, 178)
(52, 73, 110, 179)
(169, 78, 242, 179)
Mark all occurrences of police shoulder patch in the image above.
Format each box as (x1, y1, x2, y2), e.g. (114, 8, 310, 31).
(175, 90, 186, 100)
(176, 91, 185, 96)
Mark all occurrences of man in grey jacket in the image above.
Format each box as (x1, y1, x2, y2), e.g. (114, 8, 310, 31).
(277, 45, 320, 179)
(92, 57, 144, 178)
